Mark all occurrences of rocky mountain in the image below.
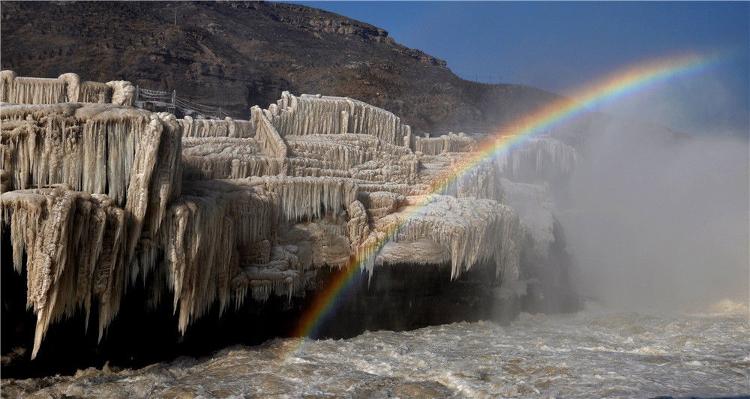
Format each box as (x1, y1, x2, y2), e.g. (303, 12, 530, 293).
(1, 1, 560, 133)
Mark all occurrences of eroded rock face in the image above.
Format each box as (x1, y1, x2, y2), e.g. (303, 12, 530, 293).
(1, 73, 578, 366)
(0, 1, 561, 132)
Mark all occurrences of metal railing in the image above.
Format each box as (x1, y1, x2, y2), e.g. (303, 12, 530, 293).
(134, 86, 229, 119)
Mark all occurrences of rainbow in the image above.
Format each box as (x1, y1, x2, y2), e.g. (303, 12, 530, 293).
(289, 52, 718, 345)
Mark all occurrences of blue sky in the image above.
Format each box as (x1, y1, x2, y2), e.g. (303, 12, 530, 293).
(301, 2, 749, 135)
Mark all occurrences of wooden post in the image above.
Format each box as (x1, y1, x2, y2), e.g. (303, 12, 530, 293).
(172, 90, 176, 107)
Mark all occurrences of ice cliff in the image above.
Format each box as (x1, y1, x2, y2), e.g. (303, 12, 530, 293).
(1, 71, 579, 359)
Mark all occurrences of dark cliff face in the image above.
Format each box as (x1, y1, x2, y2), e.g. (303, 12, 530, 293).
(1, 1, 559, 133)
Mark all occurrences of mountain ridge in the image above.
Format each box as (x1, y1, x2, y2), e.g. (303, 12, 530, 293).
(1, 1, 561, 133)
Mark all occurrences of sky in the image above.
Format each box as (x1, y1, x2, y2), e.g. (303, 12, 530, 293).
(301, 2, 749, 135)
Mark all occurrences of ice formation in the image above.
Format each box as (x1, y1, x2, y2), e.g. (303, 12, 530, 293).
(414, 132, 475, 155)
(266, 92, 412, 147)
(499, 178, 556, 254)
(494, 136, 578, 182)
(374, 195, 521, 281)
(2, 187, 127, 358)
(1, 71, 135, 105)
(1, 70, 577, 357)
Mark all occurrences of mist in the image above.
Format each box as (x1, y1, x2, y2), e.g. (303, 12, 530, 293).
(558, 110, 749, 311)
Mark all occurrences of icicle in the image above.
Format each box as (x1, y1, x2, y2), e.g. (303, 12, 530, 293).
(160, 179, 283, 333)
(251, 106, 288, 158)
(495, 136, 578, 182)
(105, 81, 136, 106)
(57, 73, 81, 102)
(1, 187, 128, 358)
(79, 81, 113, 103)
(267, 92, 410, 147)
(373, 195, 522, 280)
(1, 103, 183, 355)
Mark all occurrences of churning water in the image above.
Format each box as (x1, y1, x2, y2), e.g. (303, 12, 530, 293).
(3, 301, 747, 398)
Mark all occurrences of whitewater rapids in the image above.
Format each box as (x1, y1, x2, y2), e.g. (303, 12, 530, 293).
(3, 302, 747, 398)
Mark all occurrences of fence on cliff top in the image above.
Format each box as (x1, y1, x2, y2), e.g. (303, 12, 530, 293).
(134, 86, 230, 120)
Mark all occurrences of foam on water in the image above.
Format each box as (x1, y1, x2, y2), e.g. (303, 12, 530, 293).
(4, 302, 748, 398)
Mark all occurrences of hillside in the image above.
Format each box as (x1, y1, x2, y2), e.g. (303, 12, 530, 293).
(0, 1, 560, 133)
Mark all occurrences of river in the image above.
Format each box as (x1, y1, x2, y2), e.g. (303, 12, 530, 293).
(3, 301, 747, 398)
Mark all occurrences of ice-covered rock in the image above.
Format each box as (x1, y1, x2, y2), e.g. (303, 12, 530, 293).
(496, 136, 578, 183)
(1, 79, 576, 358)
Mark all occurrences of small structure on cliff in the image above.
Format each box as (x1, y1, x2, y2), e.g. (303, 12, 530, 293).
(1, 71, 578, 359)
